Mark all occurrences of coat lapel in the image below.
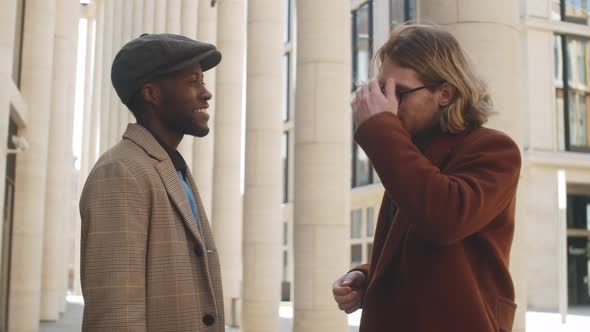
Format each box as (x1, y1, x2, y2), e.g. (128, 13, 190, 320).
(369, 130, 471, 283)
(185, 167, 224, 317)
(155, 162, 206, 249)
(123, 124, 206, 249)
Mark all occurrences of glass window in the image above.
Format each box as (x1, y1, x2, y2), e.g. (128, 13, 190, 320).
(390, 0, 416, 28)
(352, 2, 372, 90)
(556, 35, 590, 151)
(284, 0, 291, 43)
(367, 243, 373, 260)
(283, 222, 288, 245)
(552, 0, 563, 20)
(351, 2, 375, 187)
(557, 89, 566, 150)
(282, 132, 289, 203)
(354, 145, 372, 187)
(367, 207, 375, 236)
(556, 35, 564, 86)
(283, 53, 290, 122)
(566, 237, 590, 304)
(12, 0, 25, 86)
(351, 209, 363, 239)
(567, 195, 590, 230)
(351, 244, 363, 266)
(555, 0, 590, 24)
(282, 250, 288, 281)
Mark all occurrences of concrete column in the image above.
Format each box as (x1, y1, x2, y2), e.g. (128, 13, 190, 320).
(132, 0, 144, 38)
(8, 0, 57, 330)
(154, 0, 167, 33)
(193, 0, 218, 218)
(242, 0, 284, 331)
(177, 0, 197, 170)
(40, 0, 79, 321)
(88, 0, 104, 167)
(80, 1, 97, 197)
(213, 0, 246, 325)
(118, 0, 134, 136)
(108, 0, 123, 148)
(75, 0, 103, 298)
(0, 0, 18, 261)
(60, 3, 80, 313)
(143, 0, 155, 34)
(128, 0, 144, 124)
(99, 0, 114, 154)
(166, 0, 181, 33)
(421, 1, 526, 331)
(292, 0, 351, 331)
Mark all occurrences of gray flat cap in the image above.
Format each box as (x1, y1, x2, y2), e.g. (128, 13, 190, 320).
(111, 33, 222, 106)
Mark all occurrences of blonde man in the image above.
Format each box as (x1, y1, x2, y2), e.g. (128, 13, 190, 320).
(332, 25, 521, 332)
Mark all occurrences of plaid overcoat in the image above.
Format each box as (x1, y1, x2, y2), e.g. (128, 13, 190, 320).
(80, 124, 224, 332)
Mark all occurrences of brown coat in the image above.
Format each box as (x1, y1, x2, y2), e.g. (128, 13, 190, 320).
(79, 124, 224, 332)
(353, 113, 521, 332)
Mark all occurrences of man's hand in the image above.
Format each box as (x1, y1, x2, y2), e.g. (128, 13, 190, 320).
(332, 271, 368, 314)
(351, 78, 398, 128)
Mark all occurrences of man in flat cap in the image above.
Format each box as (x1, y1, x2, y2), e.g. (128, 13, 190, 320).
(79, 33, 224, 331)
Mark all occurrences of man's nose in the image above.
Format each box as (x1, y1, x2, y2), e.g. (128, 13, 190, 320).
(202, 87, 212, 100)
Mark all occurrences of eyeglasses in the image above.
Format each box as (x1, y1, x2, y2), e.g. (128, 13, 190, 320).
(379, 83, 444, 104)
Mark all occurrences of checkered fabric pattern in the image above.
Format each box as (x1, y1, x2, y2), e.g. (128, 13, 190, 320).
(80, 124, 225, 332)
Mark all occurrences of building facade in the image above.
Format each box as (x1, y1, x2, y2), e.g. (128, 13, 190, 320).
(523, 0, 590, 313)
(0, 0, 80, 332)
(1, 0, 590, 331)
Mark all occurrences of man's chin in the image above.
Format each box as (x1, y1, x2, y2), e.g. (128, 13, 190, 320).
(190, 127, 209, 138)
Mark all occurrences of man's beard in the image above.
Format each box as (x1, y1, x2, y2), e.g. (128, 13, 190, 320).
(190, 127, 209, 137)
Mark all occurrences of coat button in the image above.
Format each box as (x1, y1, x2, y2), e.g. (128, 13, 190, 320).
(202, 314, 215, 326)
(194, 245, 202, 257)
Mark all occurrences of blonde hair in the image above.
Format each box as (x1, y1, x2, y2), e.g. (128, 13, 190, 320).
(375, 24, 494, 133)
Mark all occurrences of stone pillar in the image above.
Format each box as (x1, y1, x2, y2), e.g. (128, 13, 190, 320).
(213, 0, 245, 326)
(242, 0, 284, 331)
(292, 1, 351, 331)
(132, 0, 144, 40)
(78, 8, 102, 300)
(0, 0, 18, 259)
(40, 0, 79, 321)
(88, 0, 104, 166)
(128, 0, 144, 124)
(108, 0, 123, 148)
(192, 0, 218, 217)
(420, 1, 526, 331)
(8, 0, 57, 330)
(177, 0, 197, 170)
(99, 0, 114, 154)
(80, 1, 97, 198)
(118, 0, 134, 136)
(144, 0, 155, 34)
(154, 0, 167, 33)
(166, 0, 181, 33)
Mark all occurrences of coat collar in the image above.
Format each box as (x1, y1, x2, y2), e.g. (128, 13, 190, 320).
(122, 123, 206, 247)
(122, 123, 169, 162)
(422, 129, 472, 169)
(369, 128, 473, 284)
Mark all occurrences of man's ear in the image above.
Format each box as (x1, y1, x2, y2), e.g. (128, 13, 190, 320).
(141, 82, 161, 107)
(439, 82, 456, 108)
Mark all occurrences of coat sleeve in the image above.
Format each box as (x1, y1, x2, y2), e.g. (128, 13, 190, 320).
(79, 161, 149, 331)
(355, 112, 521, 246)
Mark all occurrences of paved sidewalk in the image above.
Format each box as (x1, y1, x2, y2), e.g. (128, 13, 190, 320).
(40, 296, 590, 332)
(40, 297, 359, 332)
(39, 297, 83, 332)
